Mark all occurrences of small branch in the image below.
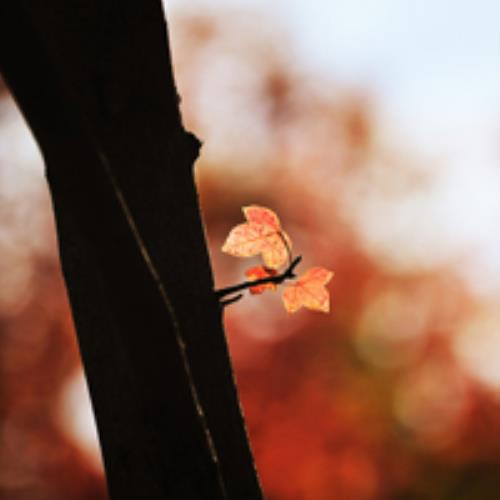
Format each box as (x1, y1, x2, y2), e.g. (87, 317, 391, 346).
(215, 256, 302, 300)
(220, 293, 244, 308)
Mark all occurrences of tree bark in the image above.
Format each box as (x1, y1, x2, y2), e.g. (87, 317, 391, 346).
(0, 2, 262, 498)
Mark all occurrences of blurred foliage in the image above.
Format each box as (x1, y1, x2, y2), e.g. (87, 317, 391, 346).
(1, 7, 500, 500)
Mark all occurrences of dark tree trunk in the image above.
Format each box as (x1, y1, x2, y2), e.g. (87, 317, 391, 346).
(0, 2, 262, 498)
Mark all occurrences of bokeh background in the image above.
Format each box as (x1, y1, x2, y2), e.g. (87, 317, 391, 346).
(2, 1, 500, 498)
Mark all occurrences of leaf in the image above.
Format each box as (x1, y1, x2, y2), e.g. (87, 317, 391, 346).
(222, 205, 292, 269)
(243, 205, 280, 230)
(282, 267, 333, 313)
(245, 266, 278, 295)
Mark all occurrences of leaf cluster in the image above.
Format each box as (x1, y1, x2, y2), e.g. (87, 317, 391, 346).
(218, 206, 333, 313)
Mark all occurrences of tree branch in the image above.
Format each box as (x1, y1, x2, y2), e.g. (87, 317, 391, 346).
(0, 1, 263, 498)
(216, 255, 302, 300)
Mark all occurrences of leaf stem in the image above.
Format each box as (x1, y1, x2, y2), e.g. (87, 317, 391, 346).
(215, 255, 302, 300)
(278, 230, 292, 266)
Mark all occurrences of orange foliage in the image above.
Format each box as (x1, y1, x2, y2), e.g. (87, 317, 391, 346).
(222, 205, 333, 313)
(222, 205, 292, 269)
(282, 267, 334, 313)
(245, 265, 278, 294)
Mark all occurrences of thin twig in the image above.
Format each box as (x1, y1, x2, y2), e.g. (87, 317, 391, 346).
(215, 255, 302, 300)
(220, 293, 244, 307)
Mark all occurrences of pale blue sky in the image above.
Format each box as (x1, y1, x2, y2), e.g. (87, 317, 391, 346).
(165, 0, 500, 152)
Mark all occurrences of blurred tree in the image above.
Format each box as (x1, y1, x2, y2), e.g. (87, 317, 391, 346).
(0, 1, 262, 498)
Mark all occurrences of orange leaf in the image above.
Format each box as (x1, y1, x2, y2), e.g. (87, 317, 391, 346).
(282, 267, 333, 313)
(245, 266, 278, 295)
(243, 205, 280, 230)
(222, 205, 292, 269)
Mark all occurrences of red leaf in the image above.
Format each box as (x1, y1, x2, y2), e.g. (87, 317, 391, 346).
(282, 267, 334, 313)
(245, 266, 278, 294)
(222, 205, 291, 269)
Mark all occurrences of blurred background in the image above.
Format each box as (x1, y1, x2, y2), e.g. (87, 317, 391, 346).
(1, 0, 500, 498)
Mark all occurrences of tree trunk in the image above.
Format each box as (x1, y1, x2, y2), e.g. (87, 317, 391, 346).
(0, 2, 262, 498)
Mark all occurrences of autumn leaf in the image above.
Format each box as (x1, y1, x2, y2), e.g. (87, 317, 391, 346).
(282, 267, 333, 313)
(222, 205, 292, 269)
(245, 266, 278, 295)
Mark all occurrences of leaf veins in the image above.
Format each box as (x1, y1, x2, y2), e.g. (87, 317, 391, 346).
(222, 205, 291, 269)
(282, 267, 333, 313)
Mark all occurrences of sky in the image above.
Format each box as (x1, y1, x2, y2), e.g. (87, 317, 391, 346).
(165, 0, 500, 297)
(165, 0, 500, 157)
